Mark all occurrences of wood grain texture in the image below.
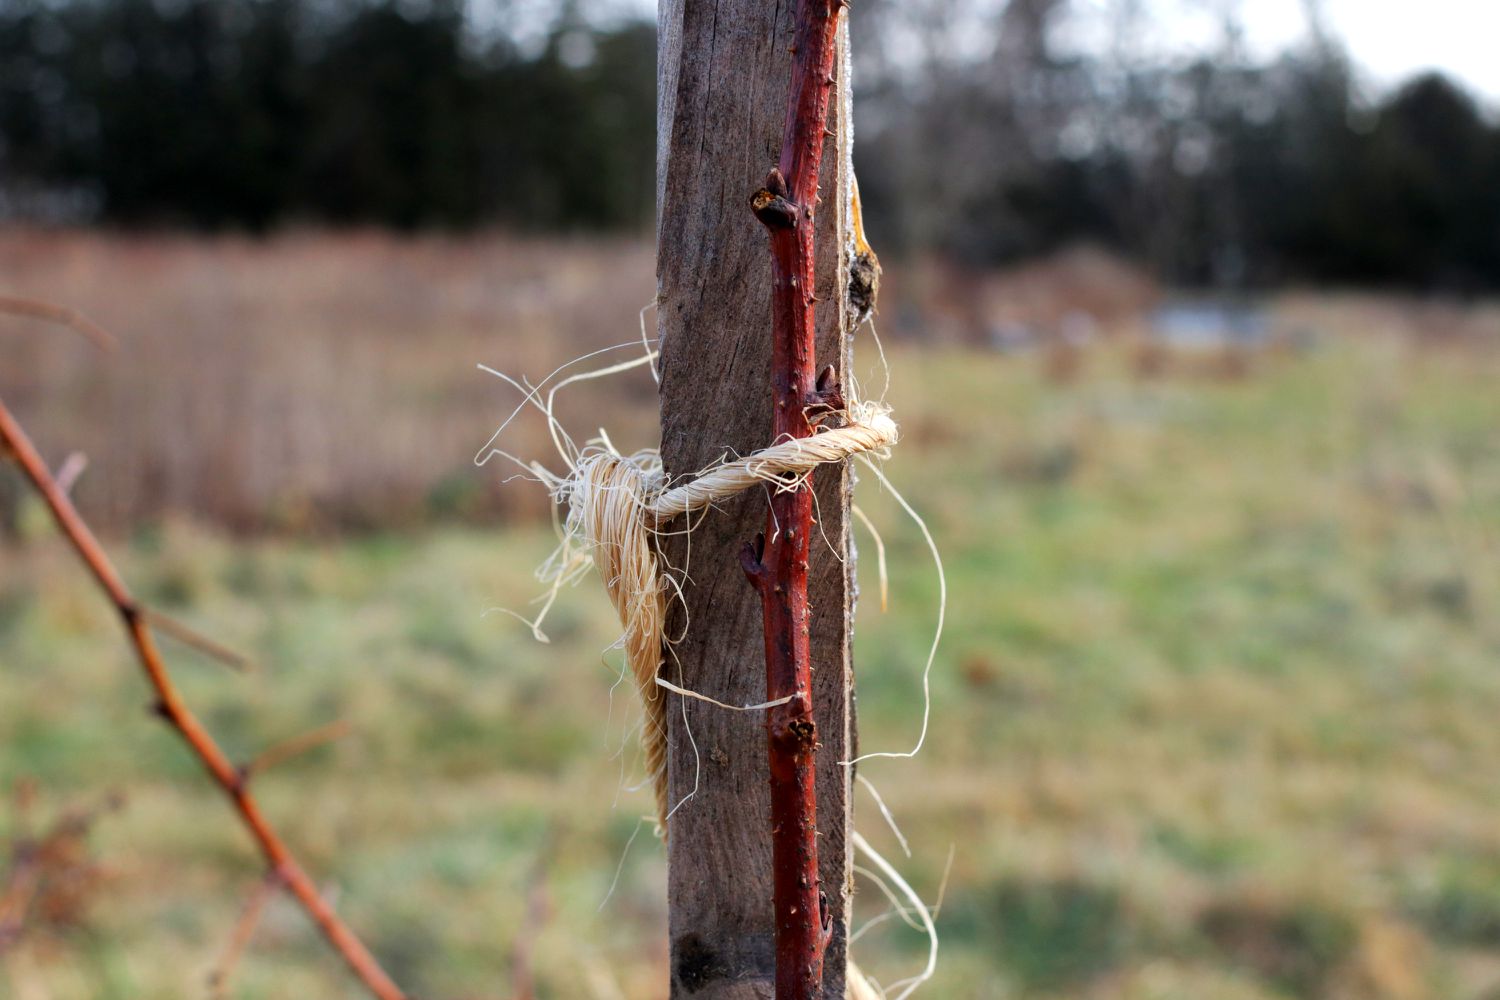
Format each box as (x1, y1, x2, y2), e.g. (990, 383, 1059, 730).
(656, 3, 854, 997)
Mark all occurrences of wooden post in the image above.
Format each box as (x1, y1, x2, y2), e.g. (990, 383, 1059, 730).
(657, 2, 856, 997)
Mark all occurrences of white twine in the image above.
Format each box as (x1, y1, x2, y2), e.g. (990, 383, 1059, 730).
(545, 401, 899, 830)
(476, 344, 938, 995)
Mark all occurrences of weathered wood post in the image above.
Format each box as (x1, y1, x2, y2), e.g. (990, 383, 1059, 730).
(657, 1, 856, 996)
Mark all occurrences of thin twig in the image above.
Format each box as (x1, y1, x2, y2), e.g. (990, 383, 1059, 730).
(0, 785, 40, 948)
(208, 872, 281, 999)
(53, 452, 88, 498)
(246, 720, 352, 777)
(141, 608, 255, 673)
(0, 394, 406, 1000)
(0, 296, 118, 351)
(0, 856, 41, 954)
(509, 849, 554, 1000)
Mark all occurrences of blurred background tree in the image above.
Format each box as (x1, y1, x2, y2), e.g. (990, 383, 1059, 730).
(0, 0, 1496, 287)
(0, 0, 657, 230)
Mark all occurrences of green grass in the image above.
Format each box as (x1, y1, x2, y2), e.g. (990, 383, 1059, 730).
(4, 330, 1500, 998)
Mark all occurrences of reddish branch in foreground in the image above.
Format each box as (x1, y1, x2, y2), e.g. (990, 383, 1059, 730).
(0, 394, 407, 1000)
(742, 0, 847, 995)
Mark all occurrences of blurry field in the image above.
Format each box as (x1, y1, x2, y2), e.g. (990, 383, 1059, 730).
(0, 230, 658, 532)
(4, 235, 1500, 999)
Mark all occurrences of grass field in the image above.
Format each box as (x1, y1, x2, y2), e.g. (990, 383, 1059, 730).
(4, 241, 1500, 998)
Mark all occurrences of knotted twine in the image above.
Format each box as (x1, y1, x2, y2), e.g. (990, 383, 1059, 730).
(549, 400, 899, 830)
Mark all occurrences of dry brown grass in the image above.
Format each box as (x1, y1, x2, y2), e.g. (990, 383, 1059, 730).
(5, 230, 1496, 539)
(0, 229, 656, 533)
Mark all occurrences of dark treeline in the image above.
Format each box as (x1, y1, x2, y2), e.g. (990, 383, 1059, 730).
(2, 0, 1498, 290)
(0, 0, 654, 230)
(851, 0, 1500, 291)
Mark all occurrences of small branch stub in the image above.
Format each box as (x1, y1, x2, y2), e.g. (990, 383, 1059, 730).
(752, 170, 800, 231)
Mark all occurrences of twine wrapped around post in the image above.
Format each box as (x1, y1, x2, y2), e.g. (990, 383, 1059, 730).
(549, 401, 899, 830)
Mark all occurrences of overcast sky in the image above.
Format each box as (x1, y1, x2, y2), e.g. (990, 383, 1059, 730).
(580, 0, 1498, 106)
(1122, 0, 1498, 102)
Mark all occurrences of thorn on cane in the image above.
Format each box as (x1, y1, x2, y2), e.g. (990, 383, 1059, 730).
(805, 365, 845, 423)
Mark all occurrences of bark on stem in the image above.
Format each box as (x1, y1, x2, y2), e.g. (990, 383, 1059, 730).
(742, 1, 846, 995)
